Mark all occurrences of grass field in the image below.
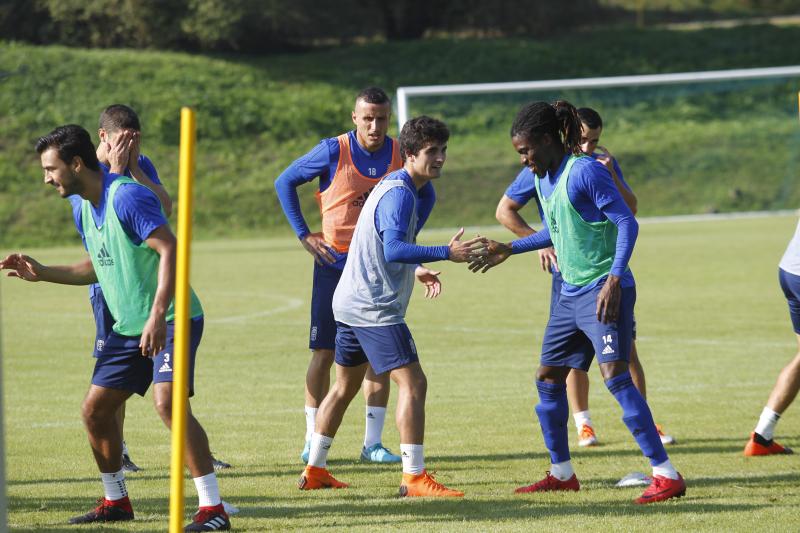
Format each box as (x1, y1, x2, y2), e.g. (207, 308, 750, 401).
(2, 213, 800, 531)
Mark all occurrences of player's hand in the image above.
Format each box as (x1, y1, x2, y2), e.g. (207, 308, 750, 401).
(140, 314, 167, 357)
(301, 233, 336, 265)
(596, 274, 621, 324)
(106, 129, 135, 174)
(0, 253, 45, 282)
(448, 228, 488, 263)
(128, 130, 141, 171)
(468, 239, 512, 273)
(538, 246, 558, 273)
(415, 265, 442, 298)
(595, 145, 615, 172)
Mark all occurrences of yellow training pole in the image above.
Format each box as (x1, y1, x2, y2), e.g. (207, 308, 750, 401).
(169, 107, 196, 533)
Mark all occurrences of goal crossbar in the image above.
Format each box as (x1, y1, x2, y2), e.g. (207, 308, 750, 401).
(396, 65, 800, 129)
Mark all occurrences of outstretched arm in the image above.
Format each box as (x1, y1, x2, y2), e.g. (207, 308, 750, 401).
(496, 194, 557, 272)
(0, 253, 96, 285)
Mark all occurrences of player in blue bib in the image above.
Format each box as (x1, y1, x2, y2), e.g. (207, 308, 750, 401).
(495, 107, 674, 448)
(475, 100, 685, 504)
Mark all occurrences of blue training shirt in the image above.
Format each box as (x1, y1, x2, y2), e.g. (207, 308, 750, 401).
(510, 155, 637, 295)
(274, 131, 436, 268)
(375, 170, 448, 264)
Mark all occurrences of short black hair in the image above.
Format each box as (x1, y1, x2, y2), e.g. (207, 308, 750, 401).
(577, 107, 603, 129)
(399, 116, 449, 160)
(356, 86, 391, 106)
(35, 124, 100, 171)
(99, 104, 141, 133)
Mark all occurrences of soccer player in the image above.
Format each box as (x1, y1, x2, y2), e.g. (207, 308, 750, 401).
(743, 221, 800, 455)
(297, 116, 485, 497)
(1, 125, 231, 530)
(275, 87, 434, 463)
(474, 101, 685, 504)
(92, 104, 168, 473)
(495, 107, 674, 448)
(92, 104, 231, 473)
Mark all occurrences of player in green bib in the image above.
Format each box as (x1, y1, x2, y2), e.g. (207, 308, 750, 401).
(472, 101, 685, 504)
(1, 125, 231, 530)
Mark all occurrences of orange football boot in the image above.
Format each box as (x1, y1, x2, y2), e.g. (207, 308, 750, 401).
(399, 470, 464, 497)
(298, 466, 349, 490)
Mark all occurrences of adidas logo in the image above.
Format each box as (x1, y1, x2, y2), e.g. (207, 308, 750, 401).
(367, 413, 375, 419)
(549, 214, 559, 234)
(602, 344, 615, 355)
(96, 243, 115, 266)
(351, 185, 377, 207)
(158, 361, 172, 373)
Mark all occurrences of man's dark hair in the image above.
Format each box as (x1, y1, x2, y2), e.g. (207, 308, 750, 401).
(510, 100, 583, 156)
(399, 116, 449, 160)
(99, 104, 141, 133)
(35, 124, 100, 171)
(356, 86, 391, 106)
(577, 107, 603, 129)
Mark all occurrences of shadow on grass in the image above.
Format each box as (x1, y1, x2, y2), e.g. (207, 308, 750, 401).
(239, 497, 767, 525)
(9, 495, 191, 533)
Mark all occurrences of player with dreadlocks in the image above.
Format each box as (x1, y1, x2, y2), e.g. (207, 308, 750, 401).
(472, 100, 686, 504)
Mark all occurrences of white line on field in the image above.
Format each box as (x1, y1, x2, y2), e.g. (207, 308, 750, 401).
(206, 297, 303, 324)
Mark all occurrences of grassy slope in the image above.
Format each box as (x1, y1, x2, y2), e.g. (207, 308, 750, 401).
(1, 24, 800, 246)
(2, 215, 800, 531)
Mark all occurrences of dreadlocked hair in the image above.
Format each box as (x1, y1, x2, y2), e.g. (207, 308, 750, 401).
(510, 100, 583, 156)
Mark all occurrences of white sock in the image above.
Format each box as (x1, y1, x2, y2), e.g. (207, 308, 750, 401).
(573, 410, 592, 431)
(754, 406, 781, 441)
(550, 460, 574, 481)
(193, 472, 221, 507)
(652, 459, 679, 480)
(304, 406, 317, 442)
(121, 441, 130, 457)
(400, 444, 425, 475)
(308, 433, 333, 468)
(101, 470, 127, 501)
(364, 406, 387, 449)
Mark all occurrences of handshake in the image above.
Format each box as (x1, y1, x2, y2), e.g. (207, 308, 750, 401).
(446, 228, 512, 272)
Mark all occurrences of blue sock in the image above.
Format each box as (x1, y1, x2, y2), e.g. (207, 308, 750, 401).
(534, 380, 570, 464)
(605, 371, 668, 466)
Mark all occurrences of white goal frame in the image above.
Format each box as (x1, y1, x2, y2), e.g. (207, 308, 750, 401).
(396, 65, 800, 130)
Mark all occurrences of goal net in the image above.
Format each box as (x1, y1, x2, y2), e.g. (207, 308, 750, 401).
(396, 67, 800, 225)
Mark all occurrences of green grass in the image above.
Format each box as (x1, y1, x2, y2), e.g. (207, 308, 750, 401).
(2, 213, 800, 531)
(2, 23, 800, 246)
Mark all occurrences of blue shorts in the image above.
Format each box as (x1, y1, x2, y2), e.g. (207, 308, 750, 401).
(335, 321, 419, 375)
(91, 317, 204, 397)
(779, 268, 800, 334)
(310, 262, 343, 350)
(540, 284, 636, 372)
(89, 284, 118, 356)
